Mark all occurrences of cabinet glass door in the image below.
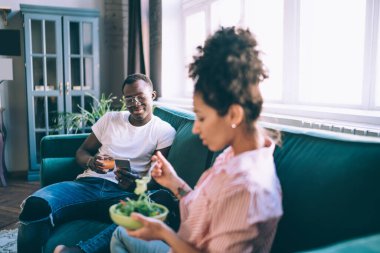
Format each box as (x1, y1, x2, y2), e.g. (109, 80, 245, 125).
(24, 14, 64, 171)
(22, 6, 100, 180)
(63, 16, 99, 133)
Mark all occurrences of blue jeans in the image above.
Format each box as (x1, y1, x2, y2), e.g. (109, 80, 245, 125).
(17, 177, 135, 253)
(111, 226, 169, 253)
(17, 177, 179, 253)
(79, 189, 180, 253)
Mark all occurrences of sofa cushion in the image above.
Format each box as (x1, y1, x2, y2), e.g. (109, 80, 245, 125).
(271, 128, 380, 253)
(153, 106, 195, 131)
(297, 233, 380, 253)
(154, 106, 213, 187)
(167, 121, 211, 188)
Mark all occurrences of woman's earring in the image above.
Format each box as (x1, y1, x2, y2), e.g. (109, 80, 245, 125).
(231, 123, 237, 129)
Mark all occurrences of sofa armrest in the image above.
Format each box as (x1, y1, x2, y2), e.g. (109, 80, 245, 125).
(297, 233, 380, 253)
(40, 134, 89, 186)
(41, 157, 84, 187)
(40, 133, 89, 159)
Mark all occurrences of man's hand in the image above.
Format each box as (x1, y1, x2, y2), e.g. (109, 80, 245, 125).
(87, 154, 114, 174)
(114, 169, 141, 190)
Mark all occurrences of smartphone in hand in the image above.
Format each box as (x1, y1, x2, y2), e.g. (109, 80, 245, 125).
(115, 159, 131, 172)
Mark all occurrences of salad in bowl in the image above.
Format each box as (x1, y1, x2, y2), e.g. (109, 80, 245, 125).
(109, 165, 169, 230)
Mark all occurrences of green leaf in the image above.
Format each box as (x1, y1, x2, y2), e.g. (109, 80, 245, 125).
(52, 93, 125, 134)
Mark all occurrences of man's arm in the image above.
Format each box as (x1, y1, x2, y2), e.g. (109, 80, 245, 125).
(76, 133, 102, 169)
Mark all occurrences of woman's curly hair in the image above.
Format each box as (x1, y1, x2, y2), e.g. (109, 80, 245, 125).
(189, 27, 268, 126)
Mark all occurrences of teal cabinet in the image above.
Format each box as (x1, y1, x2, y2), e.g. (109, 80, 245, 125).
(21, 5, 100, 180)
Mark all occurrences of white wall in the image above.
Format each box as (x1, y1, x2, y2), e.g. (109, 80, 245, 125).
(0, 0, 126, 175)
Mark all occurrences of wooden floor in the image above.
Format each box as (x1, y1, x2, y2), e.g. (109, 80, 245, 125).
(0, 176, 40, 230)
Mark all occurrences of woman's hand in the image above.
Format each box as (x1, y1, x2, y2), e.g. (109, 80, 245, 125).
(151, 151, 182, 192)
(126, 212, 169, 241)
(128, 212, 200, 253)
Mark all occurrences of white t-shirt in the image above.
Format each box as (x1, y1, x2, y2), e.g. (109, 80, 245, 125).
(76, 111, 176, 183)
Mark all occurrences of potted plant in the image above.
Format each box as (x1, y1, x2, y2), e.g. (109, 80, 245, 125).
(54, 93, 126, 134)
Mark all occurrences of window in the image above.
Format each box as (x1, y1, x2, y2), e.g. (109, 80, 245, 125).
(245, 0, 284, 101)
(161, 0, 380, 135)
(211, 0, 242, 31)
(185, 11, 206, 94)
(376, 12, 380, 107)
(299, 0, 366, 105)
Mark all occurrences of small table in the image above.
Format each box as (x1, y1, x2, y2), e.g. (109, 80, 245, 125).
(0, 107, 7, 187)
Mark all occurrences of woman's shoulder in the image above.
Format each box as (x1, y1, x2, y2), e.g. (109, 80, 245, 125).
(213, 148, 279, 194)
(210, 161, 282, 220)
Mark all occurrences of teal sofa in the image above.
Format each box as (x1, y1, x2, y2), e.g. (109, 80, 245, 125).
(38, 106, 380, 253)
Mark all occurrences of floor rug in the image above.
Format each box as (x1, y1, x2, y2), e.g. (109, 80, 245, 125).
(0, 228, 17, 253)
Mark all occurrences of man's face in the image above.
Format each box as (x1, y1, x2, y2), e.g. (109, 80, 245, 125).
(122, 80, 156, 125)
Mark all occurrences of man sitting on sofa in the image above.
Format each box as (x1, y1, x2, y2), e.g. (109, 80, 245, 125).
(17, 73, 177, 253)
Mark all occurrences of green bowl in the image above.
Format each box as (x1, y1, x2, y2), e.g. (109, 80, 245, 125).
(109, 203, 169, 230)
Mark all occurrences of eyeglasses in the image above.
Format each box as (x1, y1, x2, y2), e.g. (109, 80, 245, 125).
(125, 94, 149, 107)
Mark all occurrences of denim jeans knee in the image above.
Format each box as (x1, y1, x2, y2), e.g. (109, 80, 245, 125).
(19, 196, 53, 225)
(18, 197, 53, 253)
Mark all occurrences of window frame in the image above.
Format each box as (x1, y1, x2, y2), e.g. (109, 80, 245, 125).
(160, 0, 380, 136)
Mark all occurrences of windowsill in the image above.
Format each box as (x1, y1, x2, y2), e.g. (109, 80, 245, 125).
(156, 97, 380, 137)
(263, 103, 380, 134)
(264, 103, 380, 124)
(155, 97, 193, 111)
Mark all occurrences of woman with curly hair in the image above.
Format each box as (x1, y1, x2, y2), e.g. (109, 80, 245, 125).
(110, 26, 283, 253)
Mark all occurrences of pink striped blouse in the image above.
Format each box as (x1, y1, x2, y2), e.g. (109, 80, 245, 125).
(171, 139, 283, 253)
